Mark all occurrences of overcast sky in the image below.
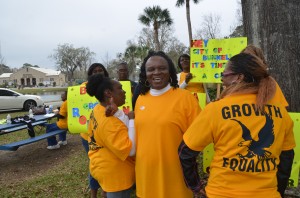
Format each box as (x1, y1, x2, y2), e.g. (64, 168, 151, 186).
(0, 0, 240, 70)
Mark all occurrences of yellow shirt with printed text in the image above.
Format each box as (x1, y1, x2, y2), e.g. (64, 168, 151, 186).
(88, 104, 135, 192)
(184, 93, 295, 198)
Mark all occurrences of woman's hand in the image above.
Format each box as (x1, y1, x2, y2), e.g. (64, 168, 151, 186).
(127, 111, 135, 120)
(185, 73, 193, 83)
(105, 97, 118, 117)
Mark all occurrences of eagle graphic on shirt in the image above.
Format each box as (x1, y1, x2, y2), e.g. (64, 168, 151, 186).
(88, 110, 103, 151)
(231, 114, 274, 161)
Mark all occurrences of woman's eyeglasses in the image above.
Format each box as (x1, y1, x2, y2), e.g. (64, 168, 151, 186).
(221, 72, 237, 78)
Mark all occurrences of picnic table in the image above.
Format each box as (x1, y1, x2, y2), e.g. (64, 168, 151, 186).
(0, 114, 67, 151)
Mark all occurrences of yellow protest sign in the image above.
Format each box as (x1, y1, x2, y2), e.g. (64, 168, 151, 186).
(288, 112, 300, 187)
(119, 81, 133, 114)
(192, 92, 206, 110)
(190, 37, 247, 83)
(203, 143, 214, 173)
(67, 85, 98, 134)
(67, 81, 133, 134)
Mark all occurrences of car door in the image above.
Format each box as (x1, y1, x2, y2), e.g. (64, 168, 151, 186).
(0, 89, 23, 110)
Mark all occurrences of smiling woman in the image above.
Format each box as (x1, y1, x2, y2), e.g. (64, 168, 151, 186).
(134, 51, 201, 198)
(0, 88, 44, 111)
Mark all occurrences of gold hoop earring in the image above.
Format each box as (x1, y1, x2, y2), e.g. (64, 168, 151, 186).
(145, 79, 150, 87)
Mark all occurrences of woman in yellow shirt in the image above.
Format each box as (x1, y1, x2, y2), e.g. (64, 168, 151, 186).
(81, 63, 109, 198)
(86, 74, 135, 198)
(179, 53, 295, 198)
(135, 51, 201, 198)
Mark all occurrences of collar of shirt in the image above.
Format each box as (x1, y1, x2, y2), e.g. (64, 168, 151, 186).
(150, 84, 171, 96)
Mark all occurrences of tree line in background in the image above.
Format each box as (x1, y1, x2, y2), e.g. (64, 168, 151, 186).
(1, 0, 298, 112)
(0, 1, 242, 82)
(48, 2, 243, 82)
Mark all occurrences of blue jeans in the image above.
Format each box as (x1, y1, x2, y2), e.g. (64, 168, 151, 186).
(106, 187, 132, 198)
(81, 138, 100, 190)
(46, 123, 67, 146)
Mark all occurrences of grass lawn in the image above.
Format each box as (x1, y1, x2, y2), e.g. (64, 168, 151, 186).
(0, 110, 93, 197)
(0, 111, 136, 198)
(0, 150, 91, 198)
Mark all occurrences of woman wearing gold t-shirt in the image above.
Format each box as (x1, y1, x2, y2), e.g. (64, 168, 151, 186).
(86, 74, 135, 198)
(179, 53, 295, 198)
(135, 51, 201, 198)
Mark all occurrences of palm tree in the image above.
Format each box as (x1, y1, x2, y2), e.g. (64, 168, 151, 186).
(124, 45, 138, 75)
(138, 6, 173, 51)
(124, 45, 150, 77)
(176, 0, 201, 47)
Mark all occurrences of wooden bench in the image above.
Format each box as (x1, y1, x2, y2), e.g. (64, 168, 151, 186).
(0, 129, 66, 151)
(0, 120, 48, 135)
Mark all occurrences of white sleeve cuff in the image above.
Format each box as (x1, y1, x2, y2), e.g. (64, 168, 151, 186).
(179, 81, 188, 89)
(114, 110, 128, 125)
(129, 119, 135, 127)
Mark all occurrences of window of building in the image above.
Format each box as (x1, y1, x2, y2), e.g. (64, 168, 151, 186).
(50, 78, 54, 81)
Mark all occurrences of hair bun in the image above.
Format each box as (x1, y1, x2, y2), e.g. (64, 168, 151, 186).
(86, 74, 104, 97)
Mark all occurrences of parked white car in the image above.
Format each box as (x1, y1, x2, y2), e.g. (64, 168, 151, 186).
(0, 88, 44, 111)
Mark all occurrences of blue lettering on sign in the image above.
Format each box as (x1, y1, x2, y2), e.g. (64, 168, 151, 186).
(89, 103, 97, 109)
(214, 73, 221, 79)
(72, 108, 80, 117)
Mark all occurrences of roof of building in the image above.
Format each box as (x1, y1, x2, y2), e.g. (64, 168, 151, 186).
(30, 67, 61, 76)
(0, 73, 13, 78)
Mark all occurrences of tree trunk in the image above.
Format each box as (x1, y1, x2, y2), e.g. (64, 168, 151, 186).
(186, 0, 193, 47)
(241, 0, 300, 112)
(153, 21, 161, 51)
